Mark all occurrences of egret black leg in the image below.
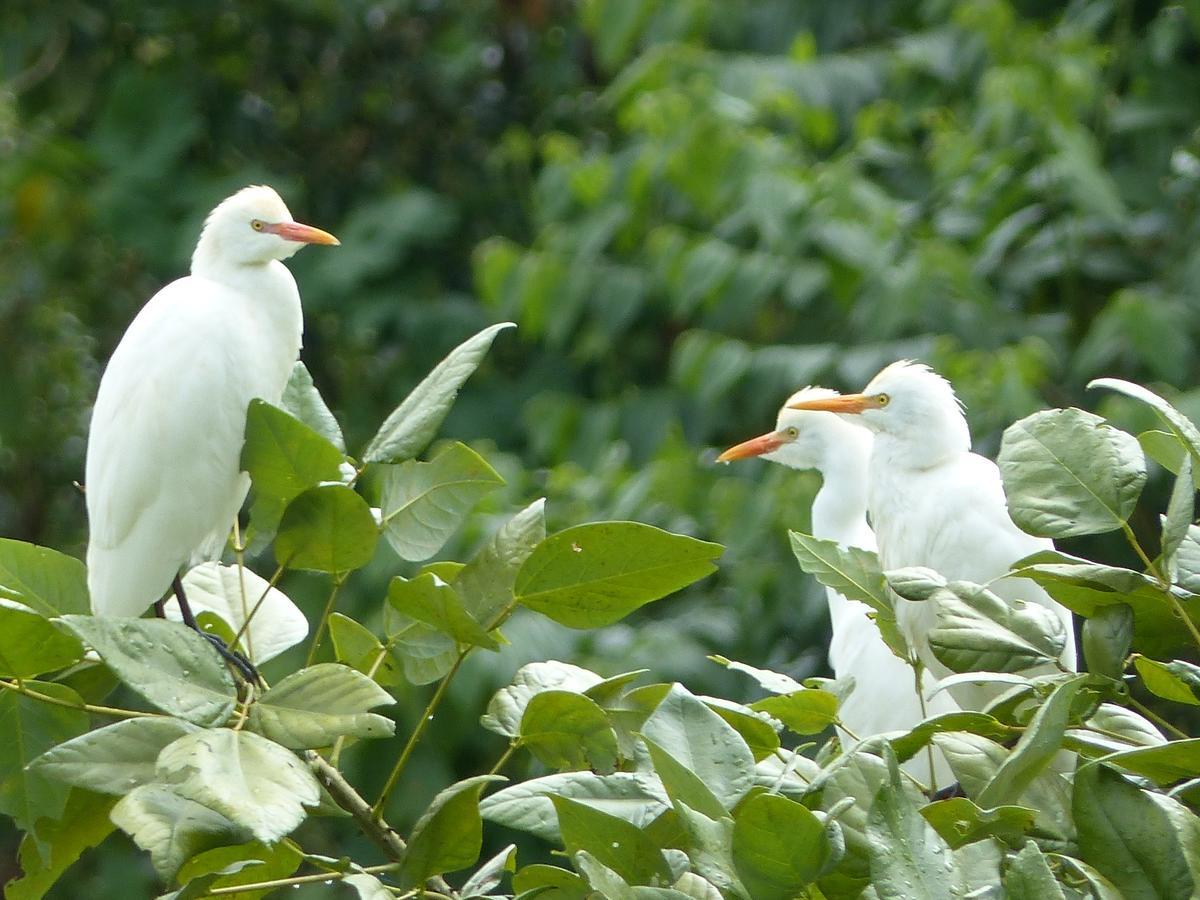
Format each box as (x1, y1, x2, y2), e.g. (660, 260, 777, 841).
(170, 574, 263, 686)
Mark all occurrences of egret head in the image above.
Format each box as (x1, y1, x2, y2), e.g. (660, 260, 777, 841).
(191, 185, 339, 274)
(717, 386, 872, 473)
(785, 361, 970, 459)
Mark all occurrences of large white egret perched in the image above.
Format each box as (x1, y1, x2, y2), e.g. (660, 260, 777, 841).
(85, 186, 338, 664)
(719, 388, 956, 784)
(788, 362, 1077, 710)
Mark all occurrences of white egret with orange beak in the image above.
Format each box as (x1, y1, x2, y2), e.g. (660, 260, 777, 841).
(788, 363, 1077, 709)
(86, 186, 339, 659)
(719, 387, 956, 784)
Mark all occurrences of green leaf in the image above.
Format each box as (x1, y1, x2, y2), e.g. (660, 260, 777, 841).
(460, 843, 518, 899)
(0, 538, 90, 616)
(673, 802, 747, 898)
(482, 660, 605, 738)
(55, 616, 236, 726)
(1082, 604, 1134, 681)
(866, 749, 956, 900)
(380, 442, 505, 561)
(241, 399, 346, 543)
(1075, 763, 1197, 898)
(110, 783, 249, 880)
(176, 840, 302, 900)
(1134, 655, 1200, 705)
(1089, 378, 1200, 467)
(344, 873, 393, 900)
(387, 573, 497, 649)
(521, 690, 619, 773)
(788, 531, 905, 657)
(640, 685, 754, 813)
(0, 682, 88, 834)
(1141, 429, 1187, 475)
(919, 797, 1036, 850)
(0, 599, 83, 676)
(1099, 738, 1200, 784)
(515, 522, 721, 629)
(512, 864, 591, 899)
(480, 771, 668, 842)
(384, 613, 458, 686)
(552, 795, 673, 886)
(885, 711, 1014, 765)
(247, 663, 395, 749)
(399, 774, 505, 888)
(704, 699, 781, 763)
(1004, 840, 1066, 899)
(28, 716, 200, 795)
(274, 483, 379, 573)
(328, 613, 403, 686)
(279, 361, 345, 453)
(749, 689, 838, 735)
(709, 656, 803, 694)
(456, 498, 546, 624)
(732, 793, 833, 898)
(364, 322, 516, 463)
(926, 581, 1068, 673)
(977, 675, 1086, 808)
(642, 738, 727, 821)
(155, 728, 320, 843)
(1177, 524, 1200, 594)
(572, 851, 692, 899)
(5, 789, 116, 900)
(1163, 456, 1194, 578)
(998, 407, 1146, 537)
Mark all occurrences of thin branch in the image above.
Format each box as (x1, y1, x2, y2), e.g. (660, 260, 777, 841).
(1129, 696, 1189, 741)
(306, 575, 346, 666)
(487, 742, 518, 778)
(0, 679, 161, 718)
(202, 862, 399, 896)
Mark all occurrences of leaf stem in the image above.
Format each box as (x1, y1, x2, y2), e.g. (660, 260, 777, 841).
(1129, 696, 1189, 740)
(1122, 522, 1168, 588)
(0, 679, 161, 718)
(201, 862, 398, 896)
(912, 660, 938, 795)
(487, 742, 518, 777)
(306, 574, 346, 666)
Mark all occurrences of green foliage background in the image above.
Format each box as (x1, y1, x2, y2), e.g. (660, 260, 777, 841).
(5, 0, 1200, 893)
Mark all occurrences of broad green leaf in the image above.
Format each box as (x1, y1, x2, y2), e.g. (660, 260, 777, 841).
(866, 749, 955, 900)
(1004, 840, 1066, 899)
(1163, 456, 1194, 577)
(709, 655, 803, 694)
(512, 864, 591, 899)
(456, 498, 546, 624)
(884, 566, 947, 602)
(28, 716, 200, 795)
(1067, 703, 1166, 754)
(0, 599, 83, 676)
(241, 399, 346, 543)
(1082, 603, 1133, 681)
(176, 840, 302, 900)
(380, 442, 504, 561)
(364, 322, 516, 463)
(1099, 738, 1200, 785)
(480, 771, 668, 842)
(732, 793, 833, 898)
(521, 690, 619, 773)
(584, 669, 651, 706)
(673, 802, 748, 898)
(328, 612, 403, 686)
(1075, 762, 1197, 899)
(110, 783, 249, 880)
(460, 843, 518, 899)
(926, 581, 1067, 673)
(399, 774, 504, 888)
(703, 698, 781, 762)
(750, 689, 838, 735)
(998, 407, 1145, 537)
(1141, 430, 1187, 475)
(1177, 524, 1200, 595)
(56, 616, 235, 726)
(671, 873, 724, 900)
(919, 797, 1036, 850)
(0, 538, 89, 616)
(247, 663, 395, 749)
(1088, 378, 1200, 466)
(482, 660, 604, 738)
(275, 484, 378, 573)
(641, 685, 754, 813)
(344, 873, 392, 900)
(155, 728, 320, 843)
(642, 738, 726, 821)
(788, 531, 905, 657)
(552, 795, 672, 886)
(977, 675, 1086, 808)
(1134, 655, 1200, 705)
(384, 611, 458, 685)
(5, 789, 116, 900)
(387, 573, 497, 650)
(515, 522, 721, 628)
(173, 562, 308, 665)
(884, 711, 1014, 764)
(279, 361, 345, 452)
(0, 682, 88, 834)
(573, 851, 693, 899)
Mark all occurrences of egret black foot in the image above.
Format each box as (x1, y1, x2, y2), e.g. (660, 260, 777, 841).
(199, 631, 262, 686)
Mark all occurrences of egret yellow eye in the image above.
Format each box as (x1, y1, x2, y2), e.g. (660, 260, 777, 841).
(877, 393, 890, 407)
(251, 220, 265, 231)
(784, 426, 799, 439)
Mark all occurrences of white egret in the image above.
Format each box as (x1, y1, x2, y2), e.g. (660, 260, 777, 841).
(788, 362, 1077, 710)
(85, 185, 338, 669)
(719, 387, 957, 785)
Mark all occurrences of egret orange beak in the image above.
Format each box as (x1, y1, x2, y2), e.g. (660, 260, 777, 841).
(717, 431, 786, 463)
(787, 393, 879, 414)
(266, 221, 341, 246)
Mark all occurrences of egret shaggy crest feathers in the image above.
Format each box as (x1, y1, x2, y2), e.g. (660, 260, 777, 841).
(719, 387, 957, 785)
(86, 185, 339, 624)
(788, 362, 1077, 711)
